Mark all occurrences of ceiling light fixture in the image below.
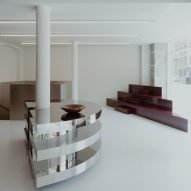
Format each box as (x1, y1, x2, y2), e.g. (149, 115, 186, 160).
(0, 34, 35, 37)
(21, 42, 131, 45)
(1, 34, 137, 37)
(79, 42, 131, 45)
(0, 21, 35, 24)
(51, 20, 155, 24)
(51, 34, 137, 37)
(21, 42, 72, 45)
(0, 20, 155, 24)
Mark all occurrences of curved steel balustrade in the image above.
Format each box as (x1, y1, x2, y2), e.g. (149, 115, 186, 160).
(24, 101, 102, 188)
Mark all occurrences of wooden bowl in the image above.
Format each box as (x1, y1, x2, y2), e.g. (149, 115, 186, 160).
(61, 104, 85, 113)
(61, 113, 85, 121)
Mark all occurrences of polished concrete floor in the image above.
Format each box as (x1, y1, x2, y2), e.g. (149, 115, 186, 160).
(0, 107, 191, 191)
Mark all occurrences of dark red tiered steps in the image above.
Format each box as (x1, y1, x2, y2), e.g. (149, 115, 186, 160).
(115, 106, 136, 114)
(107, 84, 188, 132)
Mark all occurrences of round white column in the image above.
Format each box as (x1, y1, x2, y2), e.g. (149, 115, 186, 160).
(72, 41, 79, 101)
(36, 5, 51, 109)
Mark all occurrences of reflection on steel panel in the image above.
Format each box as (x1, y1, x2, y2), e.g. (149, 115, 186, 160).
(25, 101, 102, 188)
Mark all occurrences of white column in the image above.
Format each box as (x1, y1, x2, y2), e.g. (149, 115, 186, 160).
(36, 5, 51, 109)
(72, 41, 79, 100)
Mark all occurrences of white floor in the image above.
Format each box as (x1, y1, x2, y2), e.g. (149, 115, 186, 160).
(0, 107, 191, 191)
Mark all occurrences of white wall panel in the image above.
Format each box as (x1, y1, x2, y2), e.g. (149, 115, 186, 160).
(23, 46, 72, 81)
(78, 45, 141, 105)
(0, 44, 21, 82)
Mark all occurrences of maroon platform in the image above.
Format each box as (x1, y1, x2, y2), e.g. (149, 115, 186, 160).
(106, 84, 188, 132)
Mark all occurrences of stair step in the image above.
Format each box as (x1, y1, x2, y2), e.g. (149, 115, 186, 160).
(115, 106, 136, 114)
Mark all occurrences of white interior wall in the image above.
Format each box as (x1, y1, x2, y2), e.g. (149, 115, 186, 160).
(151, 43, 168, 98)
(0, 44, 21, 82)
(0, 44, 144, 106)
(141, 44, 151, 86)
(78, 45, 141, 105)
(22, 46, 72, 81)
(173, 83, 191, 120)
(51, 46, 72, 81)
(167, 43, 174, 100)
(23, 46, 36, 80)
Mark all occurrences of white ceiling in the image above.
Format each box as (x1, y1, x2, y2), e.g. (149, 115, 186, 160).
(0, 2, 191, 45)
(0, 0, 190, 3)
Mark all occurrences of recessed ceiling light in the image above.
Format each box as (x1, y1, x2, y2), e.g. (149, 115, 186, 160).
(52, 42, 72, 45)
(0, 34, 35, 37)
(52, 34, 137, 37)
(21, 42, 72, 45)
(79, 42, 131, 45)
(21, 42, 131, 45)
(21, 42, 35, 45)
(51, 20, 155, 24)
(0, 21, 35, 24)
(0, 20, 156, 24)
(1, 34, 137, 37)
